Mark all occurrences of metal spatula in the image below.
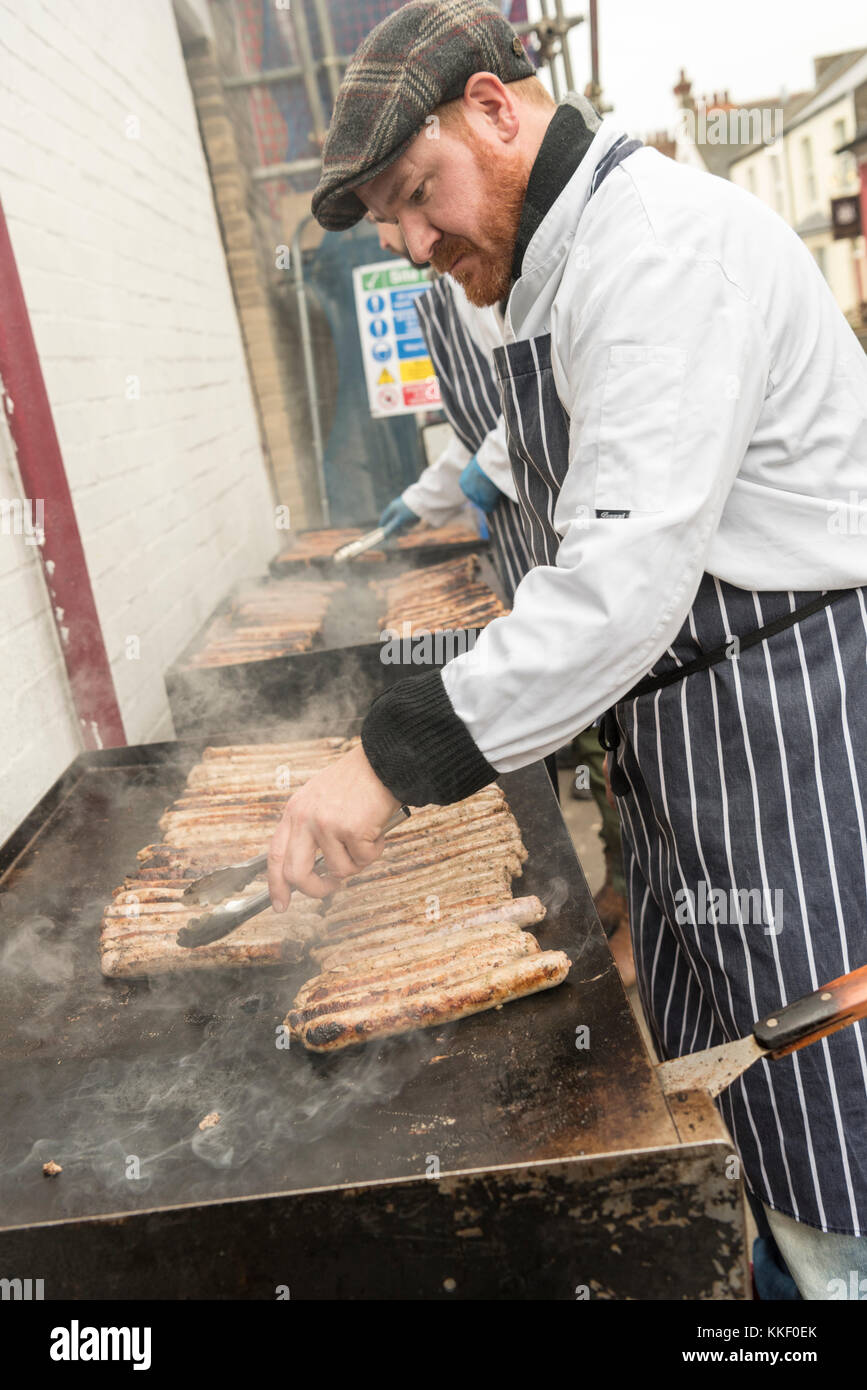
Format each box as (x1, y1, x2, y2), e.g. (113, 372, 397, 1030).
(656, 962, 867, 1097)
(176, 805, 410, 948)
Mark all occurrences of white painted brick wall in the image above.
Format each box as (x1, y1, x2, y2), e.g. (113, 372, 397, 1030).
(0, 0, 278, 839)
(0, 405, 81, 842)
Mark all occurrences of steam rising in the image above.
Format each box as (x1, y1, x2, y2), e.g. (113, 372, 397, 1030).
(0, 906, 75, 985)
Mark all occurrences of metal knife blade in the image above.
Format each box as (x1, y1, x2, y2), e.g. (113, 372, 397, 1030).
(656, 1033, 766, 1098)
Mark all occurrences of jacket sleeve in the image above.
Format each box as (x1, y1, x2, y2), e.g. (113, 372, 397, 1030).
(401, 429, 474, 528)
(362, 254, 771, 804)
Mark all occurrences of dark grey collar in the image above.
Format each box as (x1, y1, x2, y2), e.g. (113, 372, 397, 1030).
(510, 102, 598, 283)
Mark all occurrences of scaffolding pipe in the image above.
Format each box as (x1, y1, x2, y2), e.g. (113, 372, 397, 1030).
(289, 0, 329, 146)
(291, 216, 330, 524)
(224, 63, 303, 89)
(552, 0, 576, 92)
(221, 16, 585, 93)
(537, 0, 562, 102)
(253, 157, 322, 181)
(311, 0, 343, 104)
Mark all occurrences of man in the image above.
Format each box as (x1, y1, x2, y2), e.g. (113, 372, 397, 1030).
(269, 0, 867, 1295)
(374, 212, 634, 975)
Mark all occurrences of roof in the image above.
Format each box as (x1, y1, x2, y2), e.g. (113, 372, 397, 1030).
(690, 98, 786, 177)
(727, 89, 813, 169)
(783, 48, 867, 134)
(795, 210, 833, 236)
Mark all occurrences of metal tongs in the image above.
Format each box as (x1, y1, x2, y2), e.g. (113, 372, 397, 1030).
(176, 805, 410, 948)
(332, 526, 389, 564)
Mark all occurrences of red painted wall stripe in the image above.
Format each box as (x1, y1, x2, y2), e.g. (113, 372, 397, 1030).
(0, 197, 126, 749)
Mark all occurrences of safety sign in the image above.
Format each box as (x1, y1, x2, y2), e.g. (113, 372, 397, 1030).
(353, 259, 442, 418)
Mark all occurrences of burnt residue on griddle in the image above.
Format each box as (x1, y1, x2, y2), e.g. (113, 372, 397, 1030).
(0, 753, 676, 1234)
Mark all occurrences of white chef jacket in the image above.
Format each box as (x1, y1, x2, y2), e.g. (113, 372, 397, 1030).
(401, 282, 518, 526)
(441, 117, 867, 771)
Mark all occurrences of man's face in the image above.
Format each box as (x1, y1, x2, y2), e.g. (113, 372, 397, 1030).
(357, 118, 529, 306)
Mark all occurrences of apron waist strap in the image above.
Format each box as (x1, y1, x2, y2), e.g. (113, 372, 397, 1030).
(598, 587, 852, 795)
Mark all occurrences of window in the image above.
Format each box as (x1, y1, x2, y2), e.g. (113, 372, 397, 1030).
(833, 118, 856, 183)
(802, 136, 817, 203)
(770, 154, 785, 213)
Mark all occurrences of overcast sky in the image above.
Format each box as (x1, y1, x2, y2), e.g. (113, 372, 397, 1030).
(526, 0, 866, 137)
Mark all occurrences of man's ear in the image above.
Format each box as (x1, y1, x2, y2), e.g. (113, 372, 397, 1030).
(462, 72, 520, 144)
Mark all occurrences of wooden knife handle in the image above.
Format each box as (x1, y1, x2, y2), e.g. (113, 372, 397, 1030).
(754, 963, 867, 1058)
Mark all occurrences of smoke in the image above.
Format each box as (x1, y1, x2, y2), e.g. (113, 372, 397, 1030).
(541, 875, 570, 916)
(168, 564, 397, 738)
(0, 907, 76, 985)
(0, 946, 442, 1219)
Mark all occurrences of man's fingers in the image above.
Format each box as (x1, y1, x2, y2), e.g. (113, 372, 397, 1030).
(314, 825, 362, 882)
(343, 832, 386, 870)
(267, 815, 294, 913)
(280, 820, 349, 901)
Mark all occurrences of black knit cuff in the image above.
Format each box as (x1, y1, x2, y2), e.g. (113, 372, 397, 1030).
(361, 670, 498, 806)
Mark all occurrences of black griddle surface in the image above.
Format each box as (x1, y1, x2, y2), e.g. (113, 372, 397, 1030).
(0, 740, 676, 1232)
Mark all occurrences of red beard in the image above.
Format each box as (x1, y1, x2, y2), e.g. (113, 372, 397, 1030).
(430, 135, 528, 306)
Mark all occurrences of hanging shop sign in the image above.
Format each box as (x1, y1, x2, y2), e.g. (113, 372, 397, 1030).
(831, 193, 862, 239)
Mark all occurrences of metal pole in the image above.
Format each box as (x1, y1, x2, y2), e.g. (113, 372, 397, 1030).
(553, 0, 576, 93)
(536, 0, 562, 102)
(253, 157, 323, 181)
(223, 19, 583, 92)
(289, 1, 329, 147)
(291, 216, 330, 525)
(0, 198, 126, 749)
(311, 0, 342, 105)
(589, 0, 600, 96)
(224, 64, 303, 90)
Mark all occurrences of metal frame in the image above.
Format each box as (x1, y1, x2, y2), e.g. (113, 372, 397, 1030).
(290, 215, 330, 524)
(229, 3, 587, 184)
(0, 198, 126, 751)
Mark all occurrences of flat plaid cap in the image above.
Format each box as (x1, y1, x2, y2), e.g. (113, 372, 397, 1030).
(312, 0, 534, 231)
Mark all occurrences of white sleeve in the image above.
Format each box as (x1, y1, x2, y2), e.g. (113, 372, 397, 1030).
(440, 254, 771, 770)
(473, 416, 518, 502)
(401, 430, 473, 528)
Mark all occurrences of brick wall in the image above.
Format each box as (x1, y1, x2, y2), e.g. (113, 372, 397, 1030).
(0, 402, 81, 842)
(187, 0, 325, 526)
(0, 0, 278, 837)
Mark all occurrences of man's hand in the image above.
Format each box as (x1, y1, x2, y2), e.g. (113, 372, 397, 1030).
(267, 743, 401, 911)
(378, 496, 419, 537)
(459, 457, 502, 514)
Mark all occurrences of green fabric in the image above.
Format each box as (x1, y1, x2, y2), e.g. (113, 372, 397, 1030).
(572, 726, 626, 895)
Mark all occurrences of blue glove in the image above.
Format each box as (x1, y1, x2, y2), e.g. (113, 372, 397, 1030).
(378, 496, 419, 537)
(459, 457, 502, 514)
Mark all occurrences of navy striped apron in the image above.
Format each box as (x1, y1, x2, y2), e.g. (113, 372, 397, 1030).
(415, 277, 533, 600)
(492, 142, 867, 1236)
